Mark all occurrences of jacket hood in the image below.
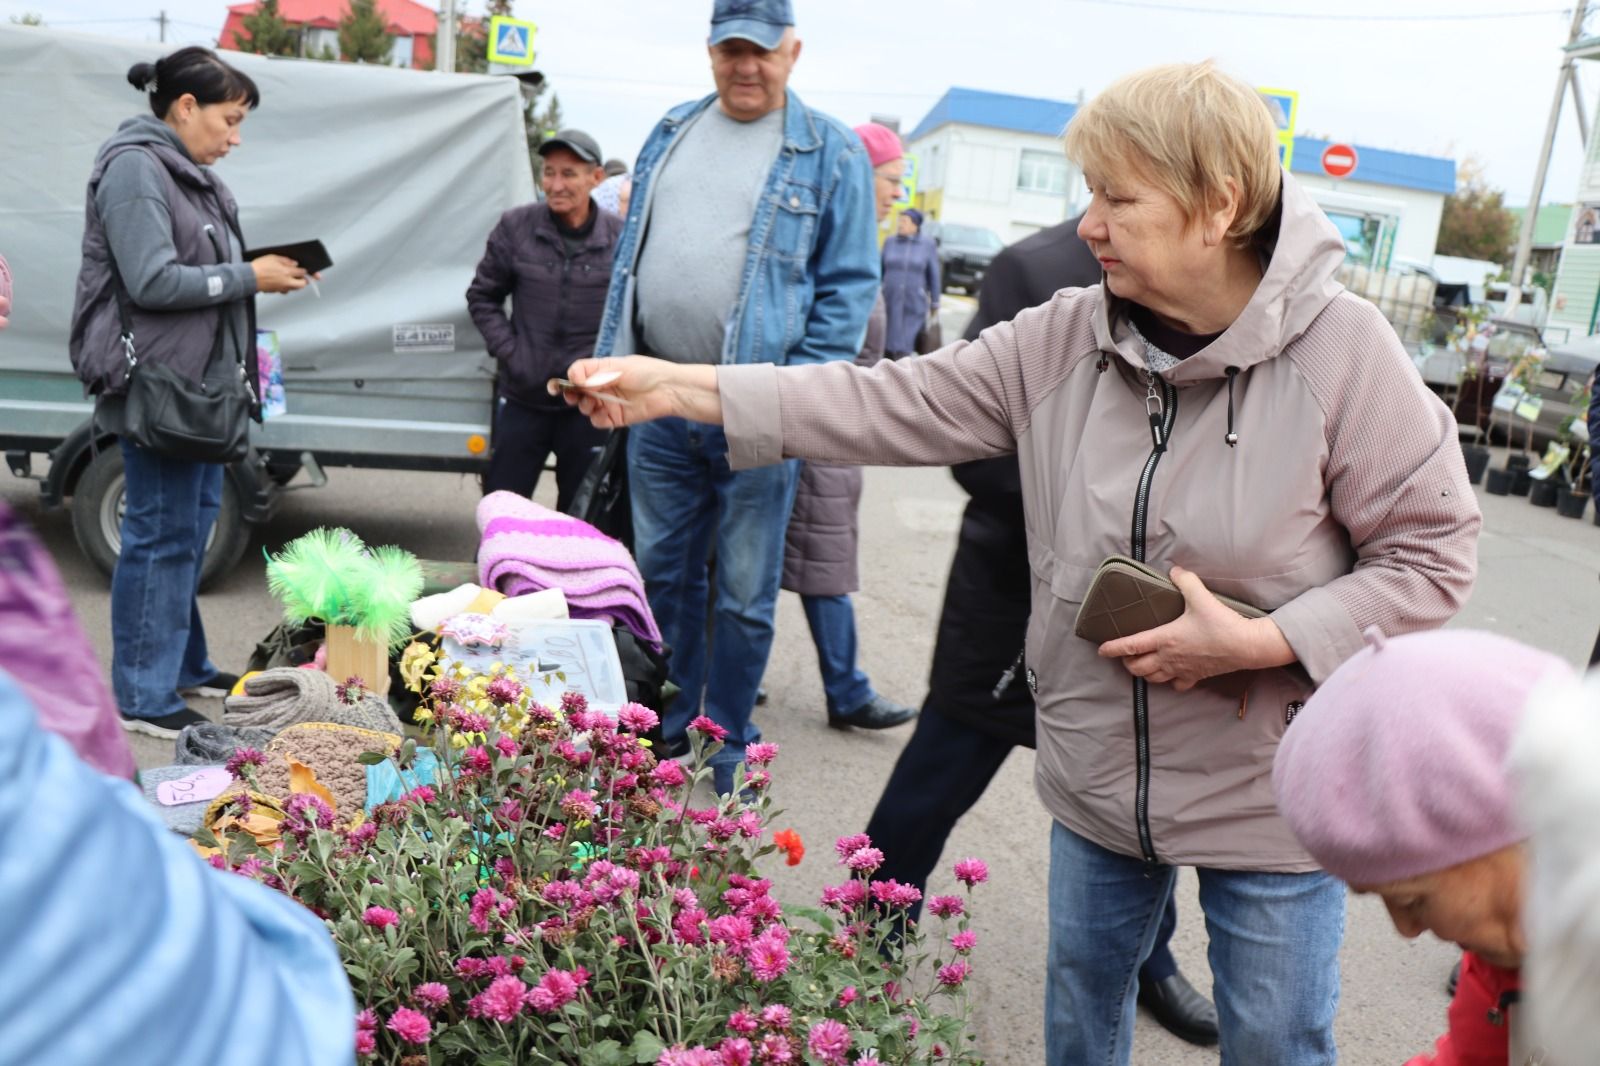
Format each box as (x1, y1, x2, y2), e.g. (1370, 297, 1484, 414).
(93, 114, 211, 191)
(1093, 170, 1348, 385)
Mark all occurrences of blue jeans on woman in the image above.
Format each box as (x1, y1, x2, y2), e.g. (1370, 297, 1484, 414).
(1047, 821, 1344, 1066)
(800, 593, 874, 717)
(110, 440, 221, 719)
(626, 417, 800, 774)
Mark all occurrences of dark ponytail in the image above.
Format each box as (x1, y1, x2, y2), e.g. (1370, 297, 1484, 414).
(126, 47, 260, 119)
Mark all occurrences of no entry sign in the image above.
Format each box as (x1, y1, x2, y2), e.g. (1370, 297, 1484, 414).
(1321, 144, 1358, 179)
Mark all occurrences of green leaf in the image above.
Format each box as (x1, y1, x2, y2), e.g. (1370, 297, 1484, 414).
(356, 750, 389, 766)
(190, 826, 221, 850)
(581, 1039, 626, 1066)
(629, 1030, 666, 1063)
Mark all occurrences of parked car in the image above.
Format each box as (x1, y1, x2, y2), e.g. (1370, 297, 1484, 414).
(1438, 319, 1595, 451)
(924, 220, 1004, 295)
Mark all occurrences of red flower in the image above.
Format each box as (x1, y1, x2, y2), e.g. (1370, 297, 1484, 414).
(772, 829, 805, 866)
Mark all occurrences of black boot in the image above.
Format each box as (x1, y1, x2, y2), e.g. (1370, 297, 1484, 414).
(1138, 971, 1219, 1047)
(827, 694, 917, 730)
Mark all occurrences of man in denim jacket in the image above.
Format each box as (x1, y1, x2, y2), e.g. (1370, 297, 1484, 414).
(594, 0, 879, 793)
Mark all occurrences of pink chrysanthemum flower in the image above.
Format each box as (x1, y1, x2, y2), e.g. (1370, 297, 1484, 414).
(527, 967, 585, 1013)
(386, 1006, 432, 1045)
(743, 741, 779, 765)
(746, 931, 790, 982)
(618, 702, 659, 733)
(853, 1056, 883, 1066)
(362, 906, 399, 929)
(688, 715, 728, 741)
(354, 1029, 376, 1057)
(652, 760, 688, 788)
(936, 960, 972, 987)
(845, 847, 884, 873)
(224, 747, 265, 778)
(951, 930, 978, 953)
(560, 788, 599, 820)
(953, 858, 989, 887)
(355, 1008, 377, 1031)
(452, 709, 492, 734)
(716, 1036, 755, 1066)
(467, 975, 526, 1023)
(834, 833, 872, 861)
(838, 986, 858, 1007)
(869, 879, 922, 909)
(926, 895, 965, 918)
(759, 1004, 792, 1031)
(806, 1019, 853, 1065)
(758, 1034, 795, 1062)
(413, 982, 450, 1010)
(429, 675, 461, 701)
(335, 676, 366, 705)
(402, 784, 436, 804)
(727, 1009, 760, 1035)
(485, 676, 524, 706)
(495, 734, 519, 759)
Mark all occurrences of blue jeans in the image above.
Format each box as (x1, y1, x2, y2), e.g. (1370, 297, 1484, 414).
(801, 593, 874, 716)
(1046, 821, 1343, 1066)
(627, 417, 799, 769)
(110, 440, 221, 719)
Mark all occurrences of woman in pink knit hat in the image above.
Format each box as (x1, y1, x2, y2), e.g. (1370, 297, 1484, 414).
(1273, 627, 1573, 1066)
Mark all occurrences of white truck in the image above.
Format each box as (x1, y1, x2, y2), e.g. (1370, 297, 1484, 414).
(0, 24, 536, 585)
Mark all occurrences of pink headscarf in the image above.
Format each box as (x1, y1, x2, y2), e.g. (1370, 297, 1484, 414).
(853, 122, 903, 169)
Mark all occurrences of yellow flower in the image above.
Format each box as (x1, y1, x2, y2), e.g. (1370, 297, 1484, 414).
(398, 642, 437, 691)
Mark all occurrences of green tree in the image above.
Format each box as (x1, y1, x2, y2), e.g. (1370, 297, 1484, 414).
(8, 12, 44, 25)
(232, 0, 300, 57)
(529, 91, 562, 182)
(338, 0, 393, 64)
(1436, 158, 1516, 265)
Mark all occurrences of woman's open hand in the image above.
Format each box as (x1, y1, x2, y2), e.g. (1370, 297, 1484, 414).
(1098, 565, 1295, 690)
(251, 254, 307, 294)
(552, 356, 721, 430)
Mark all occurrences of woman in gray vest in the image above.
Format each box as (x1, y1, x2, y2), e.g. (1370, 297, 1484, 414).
(69, 48, 308, 739)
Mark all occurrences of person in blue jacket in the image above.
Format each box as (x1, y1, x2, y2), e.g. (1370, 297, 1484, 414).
(0, 670, 353, 1065)
(880, 208, 941, 358)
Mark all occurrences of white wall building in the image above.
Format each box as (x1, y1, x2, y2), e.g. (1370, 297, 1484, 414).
(906, 87, 1455, 266)
(905, 88, 1081, 243)
(1546, 35, 1600, 339)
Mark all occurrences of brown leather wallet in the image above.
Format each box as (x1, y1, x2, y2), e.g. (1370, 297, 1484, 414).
(1073, 555, 1265, 644)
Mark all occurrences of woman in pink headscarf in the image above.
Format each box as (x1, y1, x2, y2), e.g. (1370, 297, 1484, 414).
(775, 124, 918, 732)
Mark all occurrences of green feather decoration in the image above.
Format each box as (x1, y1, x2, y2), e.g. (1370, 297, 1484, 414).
(265, 528, 422, 649)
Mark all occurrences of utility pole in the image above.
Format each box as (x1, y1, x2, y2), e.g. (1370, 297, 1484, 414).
(157, 9, 168, 42)
(1510, 0, 1590, 299)
(437, 0, 456, 73)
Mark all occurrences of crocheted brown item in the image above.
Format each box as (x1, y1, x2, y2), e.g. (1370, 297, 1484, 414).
(254, 722, 400, 818)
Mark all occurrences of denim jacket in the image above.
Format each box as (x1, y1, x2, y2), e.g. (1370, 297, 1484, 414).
(595, 89, 880, 367)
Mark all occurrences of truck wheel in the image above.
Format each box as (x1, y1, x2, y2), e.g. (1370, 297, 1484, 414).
(70, 447, 251, 592)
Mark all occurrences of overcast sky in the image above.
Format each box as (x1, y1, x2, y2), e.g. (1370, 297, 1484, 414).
(3, 0, 1592, 207)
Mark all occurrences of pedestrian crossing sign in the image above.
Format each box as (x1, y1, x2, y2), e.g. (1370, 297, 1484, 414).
(487, 15, 536, 67)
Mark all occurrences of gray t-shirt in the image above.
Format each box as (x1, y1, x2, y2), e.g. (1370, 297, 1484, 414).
(635, 105, 784, 364)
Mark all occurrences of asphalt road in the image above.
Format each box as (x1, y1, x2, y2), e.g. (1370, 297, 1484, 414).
(7, 294, 1597, 1063)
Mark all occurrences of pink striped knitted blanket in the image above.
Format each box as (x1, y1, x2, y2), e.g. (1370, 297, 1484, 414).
(476, 492, 661, 647)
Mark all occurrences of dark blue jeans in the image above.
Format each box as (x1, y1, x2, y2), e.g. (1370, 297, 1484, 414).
(864, 706, 1179, 982)
(110, 440, 220, 719)
(801, 593, 874, 716)
(626, 417, 799, 771)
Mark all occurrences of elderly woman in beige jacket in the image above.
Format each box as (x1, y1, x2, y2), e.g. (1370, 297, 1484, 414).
(556, 62, 1480, 1063)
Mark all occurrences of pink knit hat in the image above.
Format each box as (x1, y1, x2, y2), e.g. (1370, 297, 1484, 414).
(1272, 627, 1573, 886)
(853, 122, 902, 169)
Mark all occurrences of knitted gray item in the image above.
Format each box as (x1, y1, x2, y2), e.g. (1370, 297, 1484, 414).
(140, 764, 226, 835)
(173, 722, 278, 766)
(224, 667, 402, 734)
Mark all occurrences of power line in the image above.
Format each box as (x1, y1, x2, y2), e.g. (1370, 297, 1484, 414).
(1068, 0, 1569, 22)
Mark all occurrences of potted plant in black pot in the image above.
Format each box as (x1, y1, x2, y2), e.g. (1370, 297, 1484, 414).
(1527, 441, 1567, 507)
(1558, 440, 1590, 519)
(1446, 312, 1493, 485)
(1487, 348, 1545, 496)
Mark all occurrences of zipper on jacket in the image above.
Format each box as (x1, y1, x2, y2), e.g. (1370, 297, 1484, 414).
(1130, 370, 1177, 866)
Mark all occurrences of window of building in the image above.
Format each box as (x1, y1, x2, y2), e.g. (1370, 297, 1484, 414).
(392, 34, 414, 67)
(304, 26, 338, 59)
(1017, 149, 1069, 195)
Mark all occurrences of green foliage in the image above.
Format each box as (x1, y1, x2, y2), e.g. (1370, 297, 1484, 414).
(233, 0, 300, 56)
(338, 0, 393, 64)
(265, 528, 421, 647)
(1436, 158, 1515, 265)
(218, 664, 985, 1063)
(7, 12, 44, 25)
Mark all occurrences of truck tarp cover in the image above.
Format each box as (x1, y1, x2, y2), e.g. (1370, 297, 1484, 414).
(0, 24, 535, 384)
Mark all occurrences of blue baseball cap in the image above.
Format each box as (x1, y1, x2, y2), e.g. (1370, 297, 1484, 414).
(709, 0, 794, 50)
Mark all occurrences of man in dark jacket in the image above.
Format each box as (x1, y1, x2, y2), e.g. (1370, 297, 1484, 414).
(467, 128, 623, 509)
(862, 218, 1219, 1047)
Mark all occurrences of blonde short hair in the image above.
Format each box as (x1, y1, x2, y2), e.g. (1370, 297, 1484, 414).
(1065, 61, 1280, 247)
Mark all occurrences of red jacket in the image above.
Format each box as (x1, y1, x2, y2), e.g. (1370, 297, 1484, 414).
(1404, 953, 1520, 1066)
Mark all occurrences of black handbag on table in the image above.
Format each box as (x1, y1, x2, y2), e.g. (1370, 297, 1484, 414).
(107, 227, 256, 464)
(567, 429, 633, 550)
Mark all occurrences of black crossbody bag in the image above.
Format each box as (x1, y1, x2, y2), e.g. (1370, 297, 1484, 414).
(108, 222, 256, 464)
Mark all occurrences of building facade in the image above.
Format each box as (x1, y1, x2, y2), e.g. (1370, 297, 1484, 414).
(906, 87, 1456, 267)
(220, 0, 438, 69)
